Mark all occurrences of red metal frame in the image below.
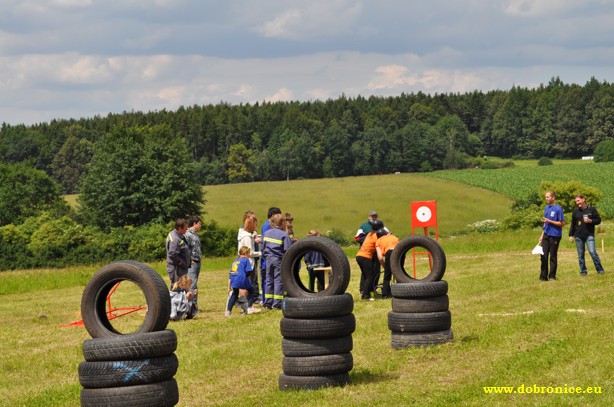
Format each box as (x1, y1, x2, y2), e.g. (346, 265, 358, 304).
(60, 282, 147, 328)
(410, 201, 439, 278)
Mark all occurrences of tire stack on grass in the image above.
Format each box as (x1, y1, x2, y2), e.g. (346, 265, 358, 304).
(278, 237, 354, 390)
(79, 261, 179, 406)
(279, 294, 355, 390)
(79, 330, 179, 406)
(388, 236, 454, 349)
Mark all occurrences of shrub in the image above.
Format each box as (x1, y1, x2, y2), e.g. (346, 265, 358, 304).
(537, 157, 553, 166)
(325, 228, 352, 246)
(467, 219, 500, 233)
(594, 139, 614, 162)
(501, 206, 543, 231)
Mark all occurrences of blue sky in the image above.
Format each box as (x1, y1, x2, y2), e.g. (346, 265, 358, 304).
(2, 0, 614, 125)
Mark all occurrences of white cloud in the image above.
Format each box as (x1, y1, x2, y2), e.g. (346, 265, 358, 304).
(263, 87, 293, 102)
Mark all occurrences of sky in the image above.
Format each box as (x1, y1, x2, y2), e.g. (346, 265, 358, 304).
(2, 0, 614, 126)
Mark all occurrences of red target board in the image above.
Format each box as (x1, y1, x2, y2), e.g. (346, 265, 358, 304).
(411, 201, 438, 228)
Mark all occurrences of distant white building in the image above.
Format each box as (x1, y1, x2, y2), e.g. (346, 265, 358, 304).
(582, 156, 594, 160)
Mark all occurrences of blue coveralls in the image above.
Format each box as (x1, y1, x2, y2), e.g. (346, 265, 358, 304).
(262, 227, 291, 308)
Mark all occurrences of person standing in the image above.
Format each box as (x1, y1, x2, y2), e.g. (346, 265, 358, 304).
(538, 190, 565, 281)
(225, 247, 261, 316)
(355, 211, 380, 295)
(166, 218, 191, 286)
(184, 216, 202, 306)
(568, 194, 605, 276)
(237, 212, 262, 297)
(262, 213, 291, 309)
(356, 219, 384, 300)
(260, 207, 281, 303)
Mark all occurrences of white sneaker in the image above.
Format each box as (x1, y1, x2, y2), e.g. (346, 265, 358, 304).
(224, 310, 231, 317)
(247, 307, 261, 315)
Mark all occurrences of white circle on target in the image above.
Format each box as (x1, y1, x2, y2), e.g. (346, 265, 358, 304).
(416, 206, 432, 223)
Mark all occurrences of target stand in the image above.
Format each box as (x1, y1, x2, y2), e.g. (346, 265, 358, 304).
(60, 281, 147, 328)
(409, 201, 439, 277)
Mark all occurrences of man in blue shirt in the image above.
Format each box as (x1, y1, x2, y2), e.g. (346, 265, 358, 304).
(538, 190, 565, 281)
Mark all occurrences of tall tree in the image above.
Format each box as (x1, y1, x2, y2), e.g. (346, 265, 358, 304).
(51, 135, 94, 193)
(0, 162, 67, 226)
(79, 124, 204, 229)
(227, 143, 252, 183)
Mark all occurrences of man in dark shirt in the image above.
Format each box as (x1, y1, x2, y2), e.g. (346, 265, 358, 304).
(568, 194, 605, 276)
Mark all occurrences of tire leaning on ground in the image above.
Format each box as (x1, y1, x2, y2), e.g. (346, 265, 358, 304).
(82, 330, 178, 362)
(390, 281, 448, 298)
(81, 260, 171, 338)
(281, 293, 353, 319)
(280, 236, 351, 297)
(387, 310, 452, 333)
(390, 235, 446, 283)
(390, 329, 454, 349)
(78, 354, 179, 388)
(80, 378, 179, 407)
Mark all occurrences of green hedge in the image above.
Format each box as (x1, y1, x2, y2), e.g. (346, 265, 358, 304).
(0, 213, 237, 271)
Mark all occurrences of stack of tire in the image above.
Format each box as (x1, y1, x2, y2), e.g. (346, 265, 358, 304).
(278, 237, 354, 390)
(78, 260, 179, 407)
(387, 236, 453, 349)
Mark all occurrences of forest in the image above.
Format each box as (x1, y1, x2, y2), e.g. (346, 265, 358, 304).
(2, 76, 614, 194)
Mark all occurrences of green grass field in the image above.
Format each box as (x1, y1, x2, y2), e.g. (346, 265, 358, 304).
(0, 228, 612, 406)
(201, 174, 512, 239)
(6, 166, 614, 406)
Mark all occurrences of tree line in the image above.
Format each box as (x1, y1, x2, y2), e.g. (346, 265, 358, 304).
(2, 76, 614, 194)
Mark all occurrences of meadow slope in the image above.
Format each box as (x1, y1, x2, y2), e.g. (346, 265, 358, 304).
(202, 174, 512, 238)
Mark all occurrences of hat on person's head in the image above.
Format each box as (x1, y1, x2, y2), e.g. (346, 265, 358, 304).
(369, 211, 378, 216)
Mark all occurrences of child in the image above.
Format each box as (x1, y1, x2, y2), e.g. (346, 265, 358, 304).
(375, 227, 399, 298)
(304, 230, 327, 292)
(285, 212, 298, 243)
(226, 246, 261, 316)
(170, 275, 198, 321)
(262, 213, 292, 309)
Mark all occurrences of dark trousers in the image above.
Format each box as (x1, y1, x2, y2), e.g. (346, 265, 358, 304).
(357, 256, 375, 299)
(540, 235, 561, 280)
(381, 250, 393, 297)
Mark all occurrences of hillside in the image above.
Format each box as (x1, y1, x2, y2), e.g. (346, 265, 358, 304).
(202, 173, 512, 238)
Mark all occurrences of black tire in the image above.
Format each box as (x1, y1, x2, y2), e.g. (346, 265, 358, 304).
(80, 378, 179, 407)
(391, 281, 448, 298)
(282, 335, 353, 357)
(81, 260, 171, 338)
(390, 236, 446, 282)
(391, 329, 454, 349)
(83, 330, 177, 362)
(391, 295, 449, 313)
(387, 310, 452, 333)
(280, 314, 356, 339)
(282, 293, 353, 318)
(281, 236, 350, 297)
(282, 353, 353, 376)
(79, 354, 178, 389)
(278, 373, 350, 391)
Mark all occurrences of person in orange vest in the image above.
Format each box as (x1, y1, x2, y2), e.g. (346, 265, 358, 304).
(356, 219, 384, 301)
(375, 227, 399, 299)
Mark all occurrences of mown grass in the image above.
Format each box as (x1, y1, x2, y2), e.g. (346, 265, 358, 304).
(202, 174, 512, 238)
(1, 227, 612, 406)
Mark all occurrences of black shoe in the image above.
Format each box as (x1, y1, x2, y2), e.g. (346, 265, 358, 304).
(548, 276, 556, 281)
(540, 277, 548, 281)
